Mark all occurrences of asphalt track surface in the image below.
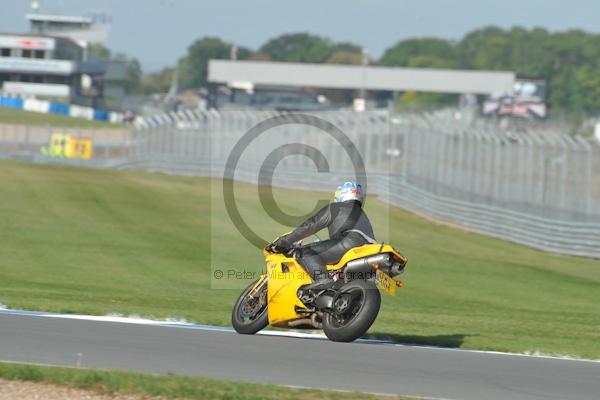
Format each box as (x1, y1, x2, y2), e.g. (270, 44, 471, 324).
(0, 310, 599, 400)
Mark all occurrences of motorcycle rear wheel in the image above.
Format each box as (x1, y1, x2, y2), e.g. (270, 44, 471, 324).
(322, 280, 381, 342)
(232, 278, 269, 334)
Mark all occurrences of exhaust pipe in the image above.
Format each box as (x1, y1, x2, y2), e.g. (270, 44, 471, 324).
(345, 253, 404, 277)
(346, 254, 391, 272)
(288, 318, 313, 327)
(288, 313, 322, 329)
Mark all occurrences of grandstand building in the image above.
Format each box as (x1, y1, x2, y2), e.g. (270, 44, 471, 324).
(0, 9, 124, 109)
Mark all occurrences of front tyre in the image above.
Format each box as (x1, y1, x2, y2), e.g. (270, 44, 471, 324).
(232, 278, 269, 334)
(322, 280, 381, 342)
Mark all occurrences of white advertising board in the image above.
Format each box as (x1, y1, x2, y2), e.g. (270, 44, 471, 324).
(3, 82, 70, 97)
(0, 35, 55, 50)
(0, 57, 74, 75)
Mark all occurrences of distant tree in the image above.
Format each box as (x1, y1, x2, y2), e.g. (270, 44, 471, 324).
(113, 52, 128, 62)
(376, 27, 600, 113)
(325, 41, 368, 65)
(576, 63, 600, 112)
(332, 42, 362, 54)
(236, 46, 253, 60)
(88, 43, 112, 60)
(380, 38, 457, 109)
(505, 27, 552, 77)
(178, 37, 253, 89)
(180, 37, 230, 89)
(248, 52, 271, 61)
(455, 26, 508, 69)
(455, 26, 600, 112)
(380, 38, 456, 67)
(124, 58, 143, 94)
(177, 55, 193, 90)
(407, 55, 454, 69)
(260, 33, 334, 63)
(540, 29, 597, 112)
(326, 50, 363, 65)
(86, 45, 142, 95)
(403, 55, 457, 108)
(143, 67, 175, 94)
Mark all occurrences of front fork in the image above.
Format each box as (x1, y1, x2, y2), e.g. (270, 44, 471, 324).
(248, 274, 267, 299)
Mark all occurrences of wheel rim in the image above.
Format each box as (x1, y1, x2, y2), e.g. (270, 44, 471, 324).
(329, 287, 365, 328)
(238, 288, 267, 323)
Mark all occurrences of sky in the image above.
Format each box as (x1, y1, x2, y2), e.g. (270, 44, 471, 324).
(3, 0, 600, 72)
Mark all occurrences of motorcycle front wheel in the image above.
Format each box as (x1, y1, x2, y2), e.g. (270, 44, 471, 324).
(232, 278, 269, 334)
(322, 280, 381, 342)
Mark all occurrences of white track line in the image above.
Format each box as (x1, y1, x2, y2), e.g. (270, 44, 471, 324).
(283, 384, 453, 400)
(1, 307, 598, 364)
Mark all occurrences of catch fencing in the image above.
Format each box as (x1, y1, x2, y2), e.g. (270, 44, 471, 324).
(1, 109, 599, 258)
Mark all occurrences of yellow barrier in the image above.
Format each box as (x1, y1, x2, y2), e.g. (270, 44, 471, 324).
(42, 134, 93, 160)
(66, 137, 93, 160)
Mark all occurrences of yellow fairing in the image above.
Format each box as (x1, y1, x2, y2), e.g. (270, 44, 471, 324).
(265, 253, 312, 326)
(263, 242, 406, 327)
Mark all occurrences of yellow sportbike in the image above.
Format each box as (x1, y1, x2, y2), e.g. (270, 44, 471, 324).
(232, 237, 408, 342)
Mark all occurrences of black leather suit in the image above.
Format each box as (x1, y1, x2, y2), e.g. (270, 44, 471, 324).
(274, 200, 375, 280)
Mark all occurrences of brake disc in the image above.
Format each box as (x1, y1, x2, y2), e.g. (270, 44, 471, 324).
(333, 294, 351, 313)
(240, 291, 265, 319)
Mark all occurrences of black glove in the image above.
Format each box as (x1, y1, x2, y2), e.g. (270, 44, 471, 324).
(273, 236, 292, 250)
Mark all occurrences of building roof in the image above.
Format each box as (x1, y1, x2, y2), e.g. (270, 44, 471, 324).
(0, 32, 56, 39)
(209, 60, 516, 95)
(0, 32, 81, 49)
(26, 13, 93, 24)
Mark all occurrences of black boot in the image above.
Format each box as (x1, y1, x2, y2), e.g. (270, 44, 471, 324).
(301, 277, 334, 292)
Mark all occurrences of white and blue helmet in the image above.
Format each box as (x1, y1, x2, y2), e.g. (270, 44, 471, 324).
(334, 182, 364, 203)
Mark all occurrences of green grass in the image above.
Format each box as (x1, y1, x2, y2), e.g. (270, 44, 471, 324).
(0, 108, 122, 128)
(0, 362, 405, 400)
(0, 160, 599, 358)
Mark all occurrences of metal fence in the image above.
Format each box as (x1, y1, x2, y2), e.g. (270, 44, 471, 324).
(386, 111, 600, 257)
(1, 109, 599, 258)
(0, 123, 130, 164)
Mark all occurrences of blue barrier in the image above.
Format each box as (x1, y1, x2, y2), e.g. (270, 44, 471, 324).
(49, 102, 70, 115)
(0, 96, 24, 109)
(0, 95, 122, 124)
(93, 110, 109, 121)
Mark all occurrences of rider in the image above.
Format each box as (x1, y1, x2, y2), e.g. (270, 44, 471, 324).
(273, 182, 376, 291)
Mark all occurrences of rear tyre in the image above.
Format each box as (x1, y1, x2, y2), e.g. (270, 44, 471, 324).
(232, 278, 269, 334)
(322, 280, 380, 342)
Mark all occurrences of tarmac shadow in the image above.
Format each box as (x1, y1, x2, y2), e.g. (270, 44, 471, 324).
(365, 333, 474, 348)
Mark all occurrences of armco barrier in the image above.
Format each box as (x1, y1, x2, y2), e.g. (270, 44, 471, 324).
(23, 98, 50, 113)
(49, 102, 70, 115)
(382, 181, 600, 258)
(69, 105, 94, 120)
(0, 94, 123, 123)
(0, 96, 24, 109)
(109, 112, 124, 124)
(94, 110, 109, 121)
